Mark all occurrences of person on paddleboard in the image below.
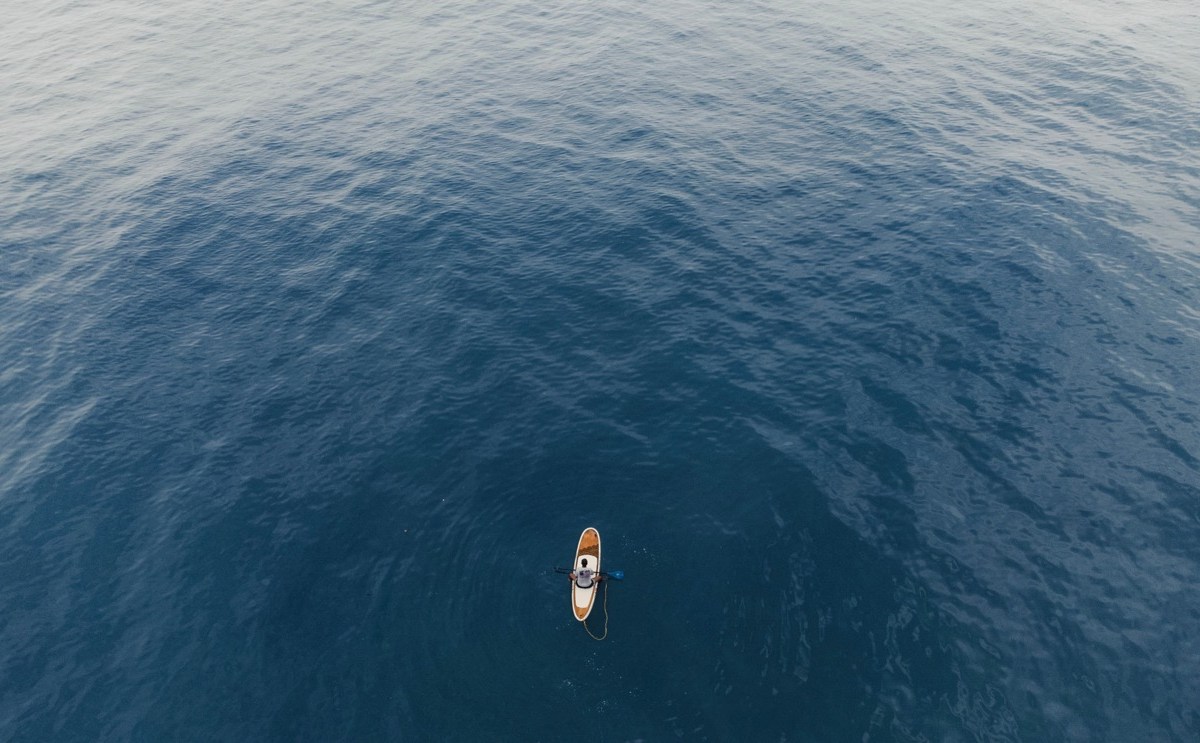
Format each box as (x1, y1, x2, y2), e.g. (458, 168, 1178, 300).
(569, 558, 603, 589)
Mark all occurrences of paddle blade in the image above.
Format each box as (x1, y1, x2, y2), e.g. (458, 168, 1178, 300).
(608, 570, 624, 580)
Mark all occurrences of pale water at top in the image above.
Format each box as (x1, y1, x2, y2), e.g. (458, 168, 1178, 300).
(2, 0, 1200, 740)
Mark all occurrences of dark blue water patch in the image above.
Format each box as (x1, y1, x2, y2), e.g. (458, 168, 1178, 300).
(4, 1, 1200, 741)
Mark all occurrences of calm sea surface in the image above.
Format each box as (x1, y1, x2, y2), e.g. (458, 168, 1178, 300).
(3, 1, 1199, 740)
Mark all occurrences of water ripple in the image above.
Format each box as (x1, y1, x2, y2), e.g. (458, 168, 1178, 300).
(3, 0, 1200, 741)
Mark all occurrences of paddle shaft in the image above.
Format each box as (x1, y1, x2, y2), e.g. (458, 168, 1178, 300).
(555, 567, 623, 580)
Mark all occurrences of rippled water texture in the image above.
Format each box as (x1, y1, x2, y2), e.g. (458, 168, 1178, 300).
(3, 0, 1200, 740)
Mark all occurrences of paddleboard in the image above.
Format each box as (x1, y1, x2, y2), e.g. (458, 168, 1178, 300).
(572, 527, 601, 621)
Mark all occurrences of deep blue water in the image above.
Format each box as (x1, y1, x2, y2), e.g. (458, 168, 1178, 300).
(3, 0, 1200, 740)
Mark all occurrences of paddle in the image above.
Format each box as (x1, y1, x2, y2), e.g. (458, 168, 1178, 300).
(555, 566, 625, 580)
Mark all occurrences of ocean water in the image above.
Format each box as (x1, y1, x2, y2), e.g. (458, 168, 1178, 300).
(3, 0, 1199, 740)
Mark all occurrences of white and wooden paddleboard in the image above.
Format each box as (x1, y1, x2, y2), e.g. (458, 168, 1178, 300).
(572, 527, 601, 621)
